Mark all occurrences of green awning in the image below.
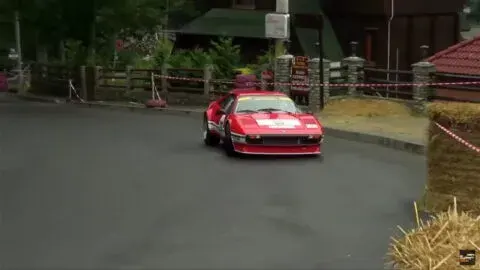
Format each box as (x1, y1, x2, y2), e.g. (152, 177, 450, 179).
(294, 11, 344, 61)
(289, 0, 322, 14)
(178, 8, 269, 39)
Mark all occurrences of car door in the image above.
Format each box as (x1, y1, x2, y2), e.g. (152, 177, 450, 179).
(215, 94, 236, 137)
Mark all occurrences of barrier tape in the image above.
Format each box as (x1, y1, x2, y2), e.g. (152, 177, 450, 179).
(435, 122, 480, 153)
(152, 74, 480, 88)
(68, 79, 85, 103)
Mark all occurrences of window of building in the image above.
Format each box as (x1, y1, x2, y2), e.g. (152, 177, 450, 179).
(232, 0, 255, 9)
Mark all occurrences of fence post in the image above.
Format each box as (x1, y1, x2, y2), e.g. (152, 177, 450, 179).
(94, 66, 101, 89)
(161, 64, 168, 93)
(412, 45, 436, 113)
(274, 54, 293, 95)
(341, 41, 365, 96)
(322, 58, 331, 103)
(125, 65, 132, 91)
(308, 58, 320, 113)
(80, 66, 87, 100)
(203, 64, 213, 96)
(93, 66, 101, 99)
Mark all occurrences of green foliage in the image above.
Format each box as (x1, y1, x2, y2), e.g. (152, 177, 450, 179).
(208, 37, 241, 79)
(167, 48, 212, 69)
(245, 46, 275, 78)
(0, 0, 200, 63)
(153, 38, 174, 67)
(63, 39, 87, 66)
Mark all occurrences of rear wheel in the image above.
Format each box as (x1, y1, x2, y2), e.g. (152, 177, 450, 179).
(203, 117, 220, 146)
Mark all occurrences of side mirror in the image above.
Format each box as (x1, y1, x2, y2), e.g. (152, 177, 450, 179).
(216, 109, 226, 115)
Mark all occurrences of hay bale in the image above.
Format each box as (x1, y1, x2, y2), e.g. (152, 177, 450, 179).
(426, 102, 480, 215)
(388, 200, 480, 270)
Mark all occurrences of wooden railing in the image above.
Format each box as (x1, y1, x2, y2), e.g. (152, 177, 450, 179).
(30, 63, 80, 97)
(361, 67, 415, 100)
(433, 73, 480, 103)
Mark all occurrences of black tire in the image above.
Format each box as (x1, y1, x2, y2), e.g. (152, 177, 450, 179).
(222, 123, 237, 157)
(203, 116, 220, 146)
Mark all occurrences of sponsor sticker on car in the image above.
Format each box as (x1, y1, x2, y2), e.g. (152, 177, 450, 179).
(256, 119, 300, 128)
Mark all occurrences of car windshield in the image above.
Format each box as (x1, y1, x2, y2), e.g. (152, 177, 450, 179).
(235, 95, 298, 113)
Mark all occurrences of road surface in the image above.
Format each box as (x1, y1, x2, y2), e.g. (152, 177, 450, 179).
(0, 96, 426, 269)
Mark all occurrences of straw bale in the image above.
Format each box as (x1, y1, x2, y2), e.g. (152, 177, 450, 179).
(426, 102, 480, 214)
(388, 200, 480, 270)
(427, 102, 480, 128)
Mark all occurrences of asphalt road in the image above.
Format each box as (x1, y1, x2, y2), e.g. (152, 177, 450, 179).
(0, 95, 426, 269)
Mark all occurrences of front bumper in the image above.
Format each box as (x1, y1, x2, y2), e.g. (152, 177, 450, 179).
(233, 143, 321, 155)
(229, 133, 323, 155)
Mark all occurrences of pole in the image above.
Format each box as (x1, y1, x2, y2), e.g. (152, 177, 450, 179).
(14, 10, 24, 94)
(316, 38, 325, 110)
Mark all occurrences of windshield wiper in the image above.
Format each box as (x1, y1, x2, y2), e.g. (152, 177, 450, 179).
(257, 108, 295, 114)
(236, 109, 258, 113)
(257, 108, 279, 112)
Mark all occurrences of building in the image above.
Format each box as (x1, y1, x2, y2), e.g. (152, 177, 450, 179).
(427, 35, 480, 102)
(324, 0, 464, 70)
(175, 0, 464, 69)
(175, 0, 344, 62)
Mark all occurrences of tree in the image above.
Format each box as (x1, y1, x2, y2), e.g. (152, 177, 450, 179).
(0, 0, 200, 64)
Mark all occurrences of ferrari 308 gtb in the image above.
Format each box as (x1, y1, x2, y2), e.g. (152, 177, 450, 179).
(202, 89, 324, 156)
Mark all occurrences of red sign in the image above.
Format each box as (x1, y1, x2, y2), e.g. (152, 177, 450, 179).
(291, 56, 309, 93)
(115, 39, 124, 51)
(261, 70, 273, 80)
(0, 72, 7, 92)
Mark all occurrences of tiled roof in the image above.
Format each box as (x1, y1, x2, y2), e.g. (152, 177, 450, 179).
(427, 36, 480, 75)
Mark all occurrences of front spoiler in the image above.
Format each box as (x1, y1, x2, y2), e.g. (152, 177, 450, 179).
(232, 143, 321, 155)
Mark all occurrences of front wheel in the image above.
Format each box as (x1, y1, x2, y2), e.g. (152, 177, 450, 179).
(203, 117, 220, 146)
(222, 123, 237, 157)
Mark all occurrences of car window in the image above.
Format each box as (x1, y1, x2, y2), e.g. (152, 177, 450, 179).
(224, 98, 236, 114)
(219, 95, 235, 109)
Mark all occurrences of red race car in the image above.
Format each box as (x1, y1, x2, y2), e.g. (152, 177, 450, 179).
(202, 89, 324, 156)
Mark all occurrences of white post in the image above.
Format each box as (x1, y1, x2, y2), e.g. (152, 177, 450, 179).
(150, 72, 155, 100)
(14, 10, 24, 94)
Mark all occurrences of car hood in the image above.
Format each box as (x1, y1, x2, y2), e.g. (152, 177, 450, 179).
(233, 113, 322, 134)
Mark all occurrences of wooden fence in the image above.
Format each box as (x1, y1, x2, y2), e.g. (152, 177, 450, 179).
(359, 67, 480, 103)
(361, 67, 415, 100)
(27, 63, 480, 105)
(28, 64, 225, 104)
(433, 73, 480, 102)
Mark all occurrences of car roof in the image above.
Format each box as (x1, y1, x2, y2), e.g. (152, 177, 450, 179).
(230, 89, 287, 97)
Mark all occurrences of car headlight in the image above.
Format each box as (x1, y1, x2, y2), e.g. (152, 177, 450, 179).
(231, 134, 246, 143)
(306, 124, 319, 128)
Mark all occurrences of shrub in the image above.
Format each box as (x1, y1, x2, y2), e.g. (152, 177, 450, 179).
(209, 37, 241, 79)
(167, 48, 212, 69)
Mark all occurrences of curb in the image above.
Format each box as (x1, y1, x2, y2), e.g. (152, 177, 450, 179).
(15, 94, 426, 155)
(77, 101, 204, 117)
(323, 127, 425, 155)
(15, 93, 67, 104)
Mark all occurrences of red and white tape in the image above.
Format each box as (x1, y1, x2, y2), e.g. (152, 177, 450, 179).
(68, 79, 85, 103)
(435, 122, 480, 153)
(153, 74, 480, 88)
